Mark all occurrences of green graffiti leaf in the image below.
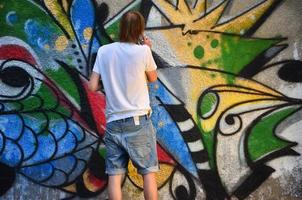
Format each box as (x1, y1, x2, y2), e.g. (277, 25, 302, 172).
(21, 83, 71, 117)
(197, 118, 216, 169)
(201, 130, 216, 169)
(220, 34, 281, 83)
(247, 107, 298, 162)
(104, 20, 120, 42)
(199, 92, 218, 118)
(46, 67, 81, 106)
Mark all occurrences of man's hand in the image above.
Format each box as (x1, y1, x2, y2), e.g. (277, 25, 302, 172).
(143, 35, 152, 48)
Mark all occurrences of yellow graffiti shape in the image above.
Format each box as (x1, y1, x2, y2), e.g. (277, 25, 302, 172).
(44, 0, 75, 38)
(153, 27, 221, 67)
(182, 68, 287, 132)
(63, 183, 76, 193)
(44, 44, 50, 50)
(61, 0, 70, 13)
(83, 170, 100, 192)
(83, 27, 93, 41)
(153, 0, 207, 34)
(193, 0, 229, 32)
(213, 0, 277, 34)
(153, 0, 277, 35)
(55, 35, 69, 51)
(128, 161, 174, 189)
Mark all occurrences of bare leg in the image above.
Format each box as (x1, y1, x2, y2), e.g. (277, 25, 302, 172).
(143, 172, 158, 200)
(108, 174, 124, 200)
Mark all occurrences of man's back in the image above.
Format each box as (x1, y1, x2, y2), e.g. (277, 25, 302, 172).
(88, 11, 159, 200)
(93, 42, 157, 122)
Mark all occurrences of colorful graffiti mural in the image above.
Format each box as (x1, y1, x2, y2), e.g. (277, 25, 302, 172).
(0, 0, 301, 199)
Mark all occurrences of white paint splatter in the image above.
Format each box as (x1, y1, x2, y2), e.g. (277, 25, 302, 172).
(293, 41, 300, 60)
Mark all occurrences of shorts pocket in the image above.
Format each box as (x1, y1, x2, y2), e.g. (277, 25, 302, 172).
(127, 134, 151, 159)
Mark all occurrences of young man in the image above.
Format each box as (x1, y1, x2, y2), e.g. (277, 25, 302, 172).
(88, 11, 158, 200)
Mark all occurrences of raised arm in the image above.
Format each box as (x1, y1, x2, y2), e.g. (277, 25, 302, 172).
(144, 36, 158, 82)
(88, 72, 101, 92)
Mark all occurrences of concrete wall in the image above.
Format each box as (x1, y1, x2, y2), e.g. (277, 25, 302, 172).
(0, 0, 301, 199)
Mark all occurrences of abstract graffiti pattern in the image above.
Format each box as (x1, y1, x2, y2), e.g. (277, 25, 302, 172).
(0, 0, 301, 199)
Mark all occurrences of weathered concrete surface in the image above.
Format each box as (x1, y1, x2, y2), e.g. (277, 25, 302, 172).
(1, 0, 301, 199)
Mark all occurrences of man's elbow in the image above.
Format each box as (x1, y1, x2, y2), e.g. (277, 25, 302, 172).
(88, 82, 98, 92)
(148, 76, 157, 82)
(146, 71, 158, 82)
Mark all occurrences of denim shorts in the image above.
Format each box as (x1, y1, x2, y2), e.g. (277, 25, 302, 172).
(104, 115, 159, 175)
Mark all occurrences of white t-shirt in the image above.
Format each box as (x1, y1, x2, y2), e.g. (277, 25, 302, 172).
(93, 42, 157, 123)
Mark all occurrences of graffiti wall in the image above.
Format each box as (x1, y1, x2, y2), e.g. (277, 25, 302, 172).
(0, 0, 301, 199)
